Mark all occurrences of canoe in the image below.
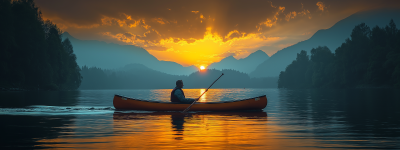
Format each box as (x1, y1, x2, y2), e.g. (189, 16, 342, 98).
(113, 94, 267, 111)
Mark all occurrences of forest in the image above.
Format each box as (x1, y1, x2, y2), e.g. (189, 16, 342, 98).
(278, 20, 400, 88)
(79, 64, 278, 89)
(0, 0, 81, 90)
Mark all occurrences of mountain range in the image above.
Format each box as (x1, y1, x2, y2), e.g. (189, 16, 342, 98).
(62, 32, 198, 76)
(207, 50, 269, 74)
(63, 9, 400, 77)
(250, 9, 400, 77)
(62, 32, 270, 75)
(80, 63, 278, 89)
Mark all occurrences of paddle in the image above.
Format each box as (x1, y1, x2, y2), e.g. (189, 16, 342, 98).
(182, 73, 224, 113)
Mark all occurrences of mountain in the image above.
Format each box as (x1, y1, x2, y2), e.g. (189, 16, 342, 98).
(80, 66, 278, 89)
(121, 63, 156, 72)
(207, 50, 269, 74)
(62, 32, 198, 76)
(250, 9, 400, 77)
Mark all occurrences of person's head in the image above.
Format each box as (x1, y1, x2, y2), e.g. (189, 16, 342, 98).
(176, 80, 184, 88)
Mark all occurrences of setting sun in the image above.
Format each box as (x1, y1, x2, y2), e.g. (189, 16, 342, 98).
(200, 66, 205, 70)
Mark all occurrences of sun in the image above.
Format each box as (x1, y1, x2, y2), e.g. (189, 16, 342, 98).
(200, 66, 205, 70)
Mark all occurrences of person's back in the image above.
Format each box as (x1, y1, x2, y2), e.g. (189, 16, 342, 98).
(170, 80, 195, 103)
(170, 87, 183, 103)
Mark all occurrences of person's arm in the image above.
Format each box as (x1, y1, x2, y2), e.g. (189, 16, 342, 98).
(174, 90, 195, 103)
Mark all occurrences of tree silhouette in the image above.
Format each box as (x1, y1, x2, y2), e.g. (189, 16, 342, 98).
(278, 50, 311, 88)
(0, 0, 81, 90)
(279, 20, 400, 88)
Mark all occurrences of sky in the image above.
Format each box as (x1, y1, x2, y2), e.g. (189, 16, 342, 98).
(35, 0, 400, 68)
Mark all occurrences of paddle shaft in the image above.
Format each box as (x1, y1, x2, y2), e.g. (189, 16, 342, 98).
(182, 73, 224, 113)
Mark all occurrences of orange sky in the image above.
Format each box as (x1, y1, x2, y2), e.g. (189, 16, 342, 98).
(35, 0, 400, 68)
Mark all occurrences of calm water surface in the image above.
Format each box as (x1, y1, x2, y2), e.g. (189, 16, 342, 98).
(0, 88, 399, 149)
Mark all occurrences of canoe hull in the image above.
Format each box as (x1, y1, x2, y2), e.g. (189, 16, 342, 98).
(113, 95, 267, 111)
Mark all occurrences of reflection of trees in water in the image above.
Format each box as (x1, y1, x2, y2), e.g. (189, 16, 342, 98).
(333, 89, 400, 138)
(279, 88, 400, 148)
(0, 91, 80, 149)
(0, 91, 80, 107)
(0, 115, 75, 149)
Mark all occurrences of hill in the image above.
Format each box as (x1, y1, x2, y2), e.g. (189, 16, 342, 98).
(207, 50, 269, 74)
(80, 66, 278, 89)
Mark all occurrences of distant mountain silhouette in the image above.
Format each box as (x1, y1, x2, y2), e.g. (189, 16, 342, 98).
(250, 9, 400, 77)
(80, 66, 278, 89)
(121, 63, 155, 72)
(62, 32, 198, 76)
(207, 50, 269, 74)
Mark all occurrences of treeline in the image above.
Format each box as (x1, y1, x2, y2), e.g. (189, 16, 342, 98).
(0, 0, 81, 90)
(80, 64, 184, 89)
(278, 20, 400, 88)
(80, 64, 277, 89)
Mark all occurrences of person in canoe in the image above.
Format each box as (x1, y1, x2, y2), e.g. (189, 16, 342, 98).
(171, 80, 196, 103)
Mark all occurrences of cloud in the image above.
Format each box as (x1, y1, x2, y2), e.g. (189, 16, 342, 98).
(284, 5, 311, 21)
(217, 52, 237, 58)
(42, 16, 100, 31)
(144, 27, 285, 67)
(36, 0, 324, 40)
(285, 11, 297, 21)
(102, 32, 159, 48)
(34, 0, 400, 67)
(224, 30, 244, 40)
(152, 18, 167, 25)
(259, 6, 285, 28)
(316, 2, 327, 12)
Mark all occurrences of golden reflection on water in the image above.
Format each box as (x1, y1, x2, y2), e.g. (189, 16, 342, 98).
(149, 89, 249, 102)
(199, 89, 206, 102)
(20, 88, 400, 149)
(112, 112, 270, 149)
(33, 88, 340, 149)
(33, 88, 364, 149)
(35, 112, 353, 149)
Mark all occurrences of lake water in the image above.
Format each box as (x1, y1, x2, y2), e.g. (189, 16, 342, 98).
(0, 88, 399, 149)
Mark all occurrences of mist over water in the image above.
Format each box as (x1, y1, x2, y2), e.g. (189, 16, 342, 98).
(0, 88, 399, 149)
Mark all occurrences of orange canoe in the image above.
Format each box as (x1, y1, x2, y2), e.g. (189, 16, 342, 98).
(113, 95, 267, 111)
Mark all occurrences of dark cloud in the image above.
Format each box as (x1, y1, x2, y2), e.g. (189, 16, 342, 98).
(34, 0, 298, 39)
(35, 0, 400, 41)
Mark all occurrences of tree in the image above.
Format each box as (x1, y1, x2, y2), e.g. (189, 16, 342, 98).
(278, 50, 311, 88)
(0, 0, 15, 87)
(335, 23, 371, 87)
(62, 38, 82, 89)
(0, 0, 81, 90)
(384, 19, 400, 87)
(279, 21, 400, 89)
(310, 46, 334, 88)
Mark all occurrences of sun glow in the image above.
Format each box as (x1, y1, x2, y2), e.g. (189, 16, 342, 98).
(200, 66, 205, 70)
(147, 27, 280, 67)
